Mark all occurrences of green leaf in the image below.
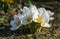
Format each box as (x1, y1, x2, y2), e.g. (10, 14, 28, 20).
(6, 7, 10, 12)
(25, 0, 32, 6)
(0, 27, 5, 30)
(2, 4, 5, 8)
(28, 21, 40, 33)
(0, 18, 5, 22)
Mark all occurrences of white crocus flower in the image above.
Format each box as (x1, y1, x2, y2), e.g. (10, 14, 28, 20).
(10, 15, 22, 31)
(32, 13, 51, 27)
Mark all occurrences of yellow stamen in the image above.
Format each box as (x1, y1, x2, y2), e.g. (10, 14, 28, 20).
(36, 16, 42, 22)
(16, 21, 21, 26)
(41, 22, 46, 26)
(26, 18, 32, 22)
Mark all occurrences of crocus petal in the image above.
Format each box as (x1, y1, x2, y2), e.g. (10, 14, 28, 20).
(40, 8, 50, 17)
(38, 8, 45, 16)
(17, 13, 22, 17)
(39, 12, 50, 23)
(22, 6, 29, 13)
(22, 19, 32, 25)
(22, 20, 32, 25)
(42, 18, 49, 23)
(17, 13, 23, 20)
(49, 17, 54, 20)
(45, 23, 51, 27)
(29, 5, 39, 15)
(14, 15, 18, 20)
(10, 20, 17, 27)
(47, 10, 54, 16)
(10, 26, 20, 31)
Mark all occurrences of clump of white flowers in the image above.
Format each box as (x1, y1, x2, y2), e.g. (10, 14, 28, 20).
(10, 5, 54, 31)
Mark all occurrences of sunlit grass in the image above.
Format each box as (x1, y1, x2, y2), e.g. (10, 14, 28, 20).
(1, 0, 14, 3)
